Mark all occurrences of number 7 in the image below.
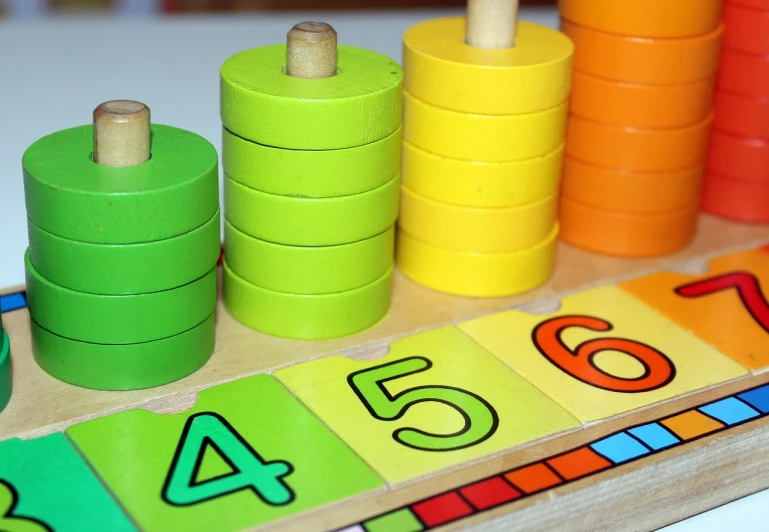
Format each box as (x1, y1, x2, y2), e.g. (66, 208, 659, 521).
(347, 357, 499, 452)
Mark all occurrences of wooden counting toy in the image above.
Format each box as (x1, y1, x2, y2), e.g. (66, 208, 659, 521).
(701, 0, 769, 223)
(22, 101, 220, 390)
(221, 22, 402, 339)
(559, 0, 724, 257)
(397, 0, 572, 297)
(7, 4, 769, 532)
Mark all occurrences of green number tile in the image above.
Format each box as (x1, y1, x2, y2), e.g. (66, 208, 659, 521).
(66, 374, 384, 532)
(0, 434, 135, 532)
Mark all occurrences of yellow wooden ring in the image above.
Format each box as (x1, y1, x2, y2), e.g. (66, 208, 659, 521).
(224, 174, 400, 246)
(223, 261, 392, 340)
(404, 92, 568, 162)
(403, 17, 573, 115)
(396, 225, 558, 298)
(398, 185, 557, 253)
(224, 220, 394, 295)
(222, 127, 402, 198)
(402, 140, 563, 208)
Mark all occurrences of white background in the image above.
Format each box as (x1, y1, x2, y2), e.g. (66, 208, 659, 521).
(0, 6, 765, 530)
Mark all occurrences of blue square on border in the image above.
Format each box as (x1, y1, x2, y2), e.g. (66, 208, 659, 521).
(738, 385, 769, 414)
(700, 397, 760, 425)
(628, 423, 680, 451)
(591, 432, 650, 464)
(0, 292, 26, 313)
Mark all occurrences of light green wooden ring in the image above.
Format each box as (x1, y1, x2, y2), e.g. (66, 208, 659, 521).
(223, 126, 401, 197)
(225, 219, 394, 295)
(31, 313, 215, 391)
(25, 251, 217, 345)
(225, 173, 400, 246)
(223, 261, 392, 340)
(221, 44, 403, 149)
(23, 124, 219, 244)
(0, 331, 10, 413)
(28, 209, 221, 295)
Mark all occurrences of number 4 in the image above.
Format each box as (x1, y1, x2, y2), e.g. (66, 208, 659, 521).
(162, 412, 294, 507)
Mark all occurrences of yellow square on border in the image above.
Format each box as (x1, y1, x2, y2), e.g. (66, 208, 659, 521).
(459, 286, 748, 423)
(275, 326, 579, 485)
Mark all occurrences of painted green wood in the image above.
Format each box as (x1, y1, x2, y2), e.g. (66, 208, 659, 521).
(225, 220, 394, 295)
(23, 124, 218, 244)
(66, 374, 384, 531)
(25, 252, 216, 345)
(0, 330, 10, 414)
(221, 44, 403, 150)
(222, 127, 401, 198)
(31, 312, 215, 391)
(0, 434, 136, 531)
(28, 210, 221, 296)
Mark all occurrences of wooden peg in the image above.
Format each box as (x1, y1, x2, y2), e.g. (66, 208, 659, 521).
(467, 0, 520, 49)
(93, 100, 151, 168)
(286, 21, 338, 79)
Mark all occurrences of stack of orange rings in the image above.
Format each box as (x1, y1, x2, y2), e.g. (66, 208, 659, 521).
(558, 0, 723, 257)
(703, 0, 769, 223)
(396, 17, 573, 297)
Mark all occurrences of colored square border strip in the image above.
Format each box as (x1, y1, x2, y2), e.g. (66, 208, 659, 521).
(0, 291, 27, 313)
(340, 383, 769, 532)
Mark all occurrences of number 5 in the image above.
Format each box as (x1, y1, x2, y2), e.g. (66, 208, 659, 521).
(347, 357, 499, 452)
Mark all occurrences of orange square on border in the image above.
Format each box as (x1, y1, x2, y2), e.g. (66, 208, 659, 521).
(547, 447, 612, 481)
(505, 463, 562, 494)
(661, 411, 724, 440)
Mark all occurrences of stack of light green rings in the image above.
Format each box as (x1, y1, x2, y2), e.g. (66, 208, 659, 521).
(22, 125, 221, 391)
(220, 44, 404, 340)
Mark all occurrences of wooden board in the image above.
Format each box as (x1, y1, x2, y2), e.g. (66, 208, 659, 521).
(2, 213, 769, 531)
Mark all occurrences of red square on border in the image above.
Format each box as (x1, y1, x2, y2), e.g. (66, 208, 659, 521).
(460, 476, 522, 510)
(412, 491, 474, 527)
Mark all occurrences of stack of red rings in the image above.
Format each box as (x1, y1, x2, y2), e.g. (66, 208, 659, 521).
(703, 0, 769, 222)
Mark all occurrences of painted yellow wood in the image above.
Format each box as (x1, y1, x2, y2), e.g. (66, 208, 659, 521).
(404, 17, 573, 115)
(221, 45, 403, 150)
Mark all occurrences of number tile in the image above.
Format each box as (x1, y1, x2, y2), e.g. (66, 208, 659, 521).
(661, 411, 725, 440)
(412, 492, 473, 527)
(459, 285, 748, 423)
(546, 448, 612, 481)
(66, 375, 383, 532)
(274, 326, 580, 485)
(620, 248, 769, 370)
(0, 433, 134, 531)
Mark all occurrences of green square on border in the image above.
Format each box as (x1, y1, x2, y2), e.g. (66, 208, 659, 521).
(0, 433, 135, 531)
(364, 508, 424, 532)
(67, 374, 384, 531)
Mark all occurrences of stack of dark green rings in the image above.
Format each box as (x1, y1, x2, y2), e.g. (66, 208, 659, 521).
(0, 313, 11, 412)
(22, 124, 221, 390)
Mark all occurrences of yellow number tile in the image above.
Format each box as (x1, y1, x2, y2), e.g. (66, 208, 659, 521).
(621, 248, 769, 371)
(274, 326, 579, 485)
(458, 286, 748, 423)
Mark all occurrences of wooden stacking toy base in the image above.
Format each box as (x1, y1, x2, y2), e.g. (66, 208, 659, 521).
(0, 330, 10, 413)
(702, 172, 769, 223)
(396, 225, 558, 298)
(31, 313, 215, 391)
(223, 262, 393, 340)
(559, 197, 699, 257)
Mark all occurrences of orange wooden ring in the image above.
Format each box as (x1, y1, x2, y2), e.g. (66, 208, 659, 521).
(561, 157, 703, 214)
(570, 71, 715, 129)
(559, 195, 699, 257)
(714, 91, 769, 140)
(702, 171, 769, 223)
(566, 114, 713, 172)
(561, 19, 723, 85)
(559, 0, 723, 38)
(723, 2, 769, 55)
(718, 48, 769, 97)
(708, 129, 769, 182)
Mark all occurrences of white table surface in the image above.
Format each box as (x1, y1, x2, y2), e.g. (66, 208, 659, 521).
(0, 7, 766, 531)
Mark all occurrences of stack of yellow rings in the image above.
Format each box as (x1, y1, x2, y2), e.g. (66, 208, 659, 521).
(397, 16, 574, 297)
(220, 31, 403, 339)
